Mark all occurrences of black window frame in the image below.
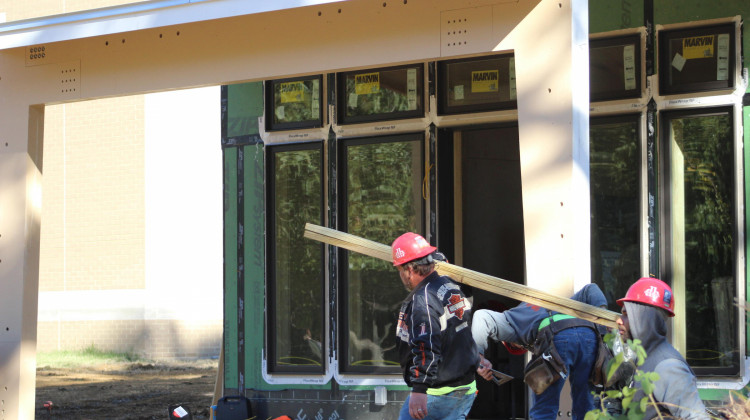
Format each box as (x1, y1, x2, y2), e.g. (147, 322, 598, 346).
(589, 35, 642, 102)
(337, 132, 426, 374)
(659, 106, 739, 377)
(336, 64, 425, 125)
(589, 113, 643, 310)
(658, 24, 736, 95)
(265, 75, 324, 131)
(437, 53, 518, 115)
(266, 140, 326, 374)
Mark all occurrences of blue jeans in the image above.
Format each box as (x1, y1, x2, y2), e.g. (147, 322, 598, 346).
(529, 327, 598, 420)
(398, 390, 477, 420)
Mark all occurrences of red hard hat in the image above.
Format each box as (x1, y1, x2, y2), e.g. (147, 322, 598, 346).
(617, 277, 675, 317)
(391, 232, 436, 266)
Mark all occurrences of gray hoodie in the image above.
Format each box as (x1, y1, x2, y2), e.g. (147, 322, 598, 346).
(624, 301, 708, 420)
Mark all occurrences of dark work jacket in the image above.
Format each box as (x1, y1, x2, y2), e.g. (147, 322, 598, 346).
(396, 271, 479, 393)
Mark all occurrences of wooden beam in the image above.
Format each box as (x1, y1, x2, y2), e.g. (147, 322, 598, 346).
(304, 223, 620, 329)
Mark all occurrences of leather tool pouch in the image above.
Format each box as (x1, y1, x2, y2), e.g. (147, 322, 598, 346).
(523, 327, 568, 395)
(590, 335, 614, 387)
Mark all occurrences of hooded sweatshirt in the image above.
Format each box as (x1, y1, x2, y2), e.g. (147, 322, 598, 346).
(624, 301, 708, 420)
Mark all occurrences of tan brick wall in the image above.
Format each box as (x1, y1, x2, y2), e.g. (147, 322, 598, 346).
(0, 0, 144, 22)
(37, 319, 222, 359)
(41, 96, 146, 292)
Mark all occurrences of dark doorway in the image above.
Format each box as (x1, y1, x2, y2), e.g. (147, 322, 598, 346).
(438, 125, 527, 419)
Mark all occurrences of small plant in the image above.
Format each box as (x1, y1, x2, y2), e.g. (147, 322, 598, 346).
(586, 334, 663, 420)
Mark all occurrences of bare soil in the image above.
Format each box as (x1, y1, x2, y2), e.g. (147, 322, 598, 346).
(36, 359, 219, 420)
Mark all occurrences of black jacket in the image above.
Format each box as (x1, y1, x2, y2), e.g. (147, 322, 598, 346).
(396, 271, 479, 393)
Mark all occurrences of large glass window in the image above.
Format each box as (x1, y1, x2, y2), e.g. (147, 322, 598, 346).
(661, 107, 738, 375)
(267, 142, 325, 373)
(590, 115, 641, 309)
(339, 133, 425, 373)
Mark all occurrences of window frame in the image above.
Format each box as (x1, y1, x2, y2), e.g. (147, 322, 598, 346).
(265, 75, 324, 131)
(437, 53, 518, 115)
(337, 132, 426, 375)
(658, 106, 740, 377)
(657, 24, 736, 95)
(589, 35, 642, 102)
(336, 64, 425, 125)
(589, 113, 643, 310)
(266, 140, 327, 374)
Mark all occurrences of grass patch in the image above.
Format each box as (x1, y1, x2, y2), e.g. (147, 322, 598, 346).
(37, 345, 143, 368)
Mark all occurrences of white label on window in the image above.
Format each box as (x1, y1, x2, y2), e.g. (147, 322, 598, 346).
(407, 68, 418, 110)
(348, 92, 358, 108)
(311, 79, 320, 117)
(717, 33, 729, 81)
(454, 85, 464, 100)
(672, 53, 686, 72)
(509, 59, 517, 100)
(623, 45, 636, 90)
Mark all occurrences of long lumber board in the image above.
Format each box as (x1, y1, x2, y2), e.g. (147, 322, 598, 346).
(304, 223, 620, 329)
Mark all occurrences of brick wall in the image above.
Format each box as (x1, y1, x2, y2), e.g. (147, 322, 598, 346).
(36, 319, 222, 360)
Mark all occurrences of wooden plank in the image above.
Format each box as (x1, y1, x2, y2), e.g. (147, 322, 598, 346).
(304, 223, 620, 329)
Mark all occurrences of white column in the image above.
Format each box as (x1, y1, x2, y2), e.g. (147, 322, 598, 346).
(0, 105, 44, 420)
(513, 0, 590, 295)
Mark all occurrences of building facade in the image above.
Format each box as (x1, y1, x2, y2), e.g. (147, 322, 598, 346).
(0, 0, 748, 419)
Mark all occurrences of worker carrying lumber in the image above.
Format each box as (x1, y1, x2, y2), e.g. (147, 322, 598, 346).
(392, 232, 482, 420)
(615, 277, 709, 420)
(472, 283, 608, 420)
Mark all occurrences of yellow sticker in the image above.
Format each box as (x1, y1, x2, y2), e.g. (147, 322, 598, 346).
(471, 70, 499, 93)
(682, 35, 714, 59)
(354, 72, 380, 95)
(279, 81, 306, 103)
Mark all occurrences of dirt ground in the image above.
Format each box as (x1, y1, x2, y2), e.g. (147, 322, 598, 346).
(35, 359, 219, 420)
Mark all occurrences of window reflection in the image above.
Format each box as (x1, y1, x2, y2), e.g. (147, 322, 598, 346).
(341, 135, 424, 372)
(270, 144, 324, 372)
(666, 109, 737, 374)
(590, 116, 641, 310)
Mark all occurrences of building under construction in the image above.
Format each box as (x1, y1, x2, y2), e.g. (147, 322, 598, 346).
(1, 0, 750, 418)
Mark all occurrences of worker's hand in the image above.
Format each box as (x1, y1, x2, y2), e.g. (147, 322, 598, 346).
(408, 392, 428, 419)
(476, 353, 494, 381)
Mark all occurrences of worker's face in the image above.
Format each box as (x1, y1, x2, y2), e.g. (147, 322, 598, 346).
(398, 265, 413, 291)
(616, 308, 631, 341)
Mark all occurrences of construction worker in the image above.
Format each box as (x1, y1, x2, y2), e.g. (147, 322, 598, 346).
(472, 283, 608, 420)
(616, 277, 709, 419)
(392, 232, 482, 420)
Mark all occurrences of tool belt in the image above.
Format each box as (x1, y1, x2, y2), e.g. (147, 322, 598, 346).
(524, 317, 602, 395)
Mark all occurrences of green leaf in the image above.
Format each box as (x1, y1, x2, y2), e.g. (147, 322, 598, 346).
(639, 396, 649, 413)
(641, 379, 654, 395)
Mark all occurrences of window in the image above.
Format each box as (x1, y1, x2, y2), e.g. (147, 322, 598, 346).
(437, 54, 517, 114)
(337, 64, 424, 124)
(661, 107, 738, 375)
(267, 142, 325, 373)
(590, 36, 641, 102)
(590, 115, 641, 309)
(338, 133, 425, 373)
(265, 75, 323, 131)
(658, 24, 735, 95)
